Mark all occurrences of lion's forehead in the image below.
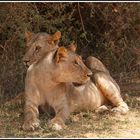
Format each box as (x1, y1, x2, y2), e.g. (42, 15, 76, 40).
(67, 50, 81, 61)
(27, 33, 50, 48)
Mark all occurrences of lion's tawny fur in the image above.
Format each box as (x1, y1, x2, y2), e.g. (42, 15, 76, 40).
(22, 46, 129, 131)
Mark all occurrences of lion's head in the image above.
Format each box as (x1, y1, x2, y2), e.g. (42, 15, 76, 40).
(46, 46, 92, 85)
(23, 31, 61, 67)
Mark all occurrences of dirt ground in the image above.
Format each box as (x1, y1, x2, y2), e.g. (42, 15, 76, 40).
(0, 91, 140, 138)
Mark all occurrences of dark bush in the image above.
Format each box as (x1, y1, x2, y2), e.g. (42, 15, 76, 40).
(0, 3, 139, 102)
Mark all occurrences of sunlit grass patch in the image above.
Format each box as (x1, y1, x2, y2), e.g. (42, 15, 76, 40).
(0, 94, 140, 138)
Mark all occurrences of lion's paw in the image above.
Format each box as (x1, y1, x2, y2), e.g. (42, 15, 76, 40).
(48, 119, 66, 131)
(111, 102, 129, 115)
(22, 119, 40, 131)
(50, 123, 63, 131)
(95, 105, 109, 113)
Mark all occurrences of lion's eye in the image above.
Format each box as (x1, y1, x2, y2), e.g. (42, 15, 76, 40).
(35, 46, 41, 52)
(74, 61, 79, 65)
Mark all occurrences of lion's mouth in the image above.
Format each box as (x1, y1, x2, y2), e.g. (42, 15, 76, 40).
(73, 77, 90, 87)
(72, 82, 84, 87)
(23, 62, 30, 68)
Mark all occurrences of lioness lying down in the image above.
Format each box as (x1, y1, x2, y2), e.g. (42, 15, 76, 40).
(22, 46, 129, 131)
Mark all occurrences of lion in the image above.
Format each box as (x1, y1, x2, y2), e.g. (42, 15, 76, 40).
(22, 46, 92, 131)
(22, 45, 129, 131)
(4, 31, 61, 105)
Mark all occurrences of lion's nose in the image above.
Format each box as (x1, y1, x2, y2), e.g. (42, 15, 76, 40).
(24, 60, 29, 64)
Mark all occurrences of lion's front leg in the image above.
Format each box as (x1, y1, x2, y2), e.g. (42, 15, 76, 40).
(22, 99, 40, 131)
(94, 72, 129, 115)
(85, 56, 129, 115)
(48, 97, 70, 131)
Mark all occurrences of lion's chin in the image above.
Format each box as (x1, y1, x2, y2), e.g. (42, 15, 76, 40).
(72, 82, 85, 87)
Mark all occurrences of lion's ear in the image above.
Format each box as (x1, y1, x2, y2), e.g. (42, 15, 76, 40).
(55, 47, 68, 63)
(68, 42, 77, 52)
(47, 31, 61, 44)
(52, 31, 61, 41)
(25, 31, 34, 42)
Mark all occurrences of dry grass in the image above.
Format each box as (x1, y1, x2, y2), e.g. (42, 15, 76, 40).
(0, 93, 140, 138)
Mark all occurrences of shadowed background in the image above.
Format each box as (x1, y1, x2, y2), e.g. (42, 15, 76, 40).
(0, 3, 140, 102)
